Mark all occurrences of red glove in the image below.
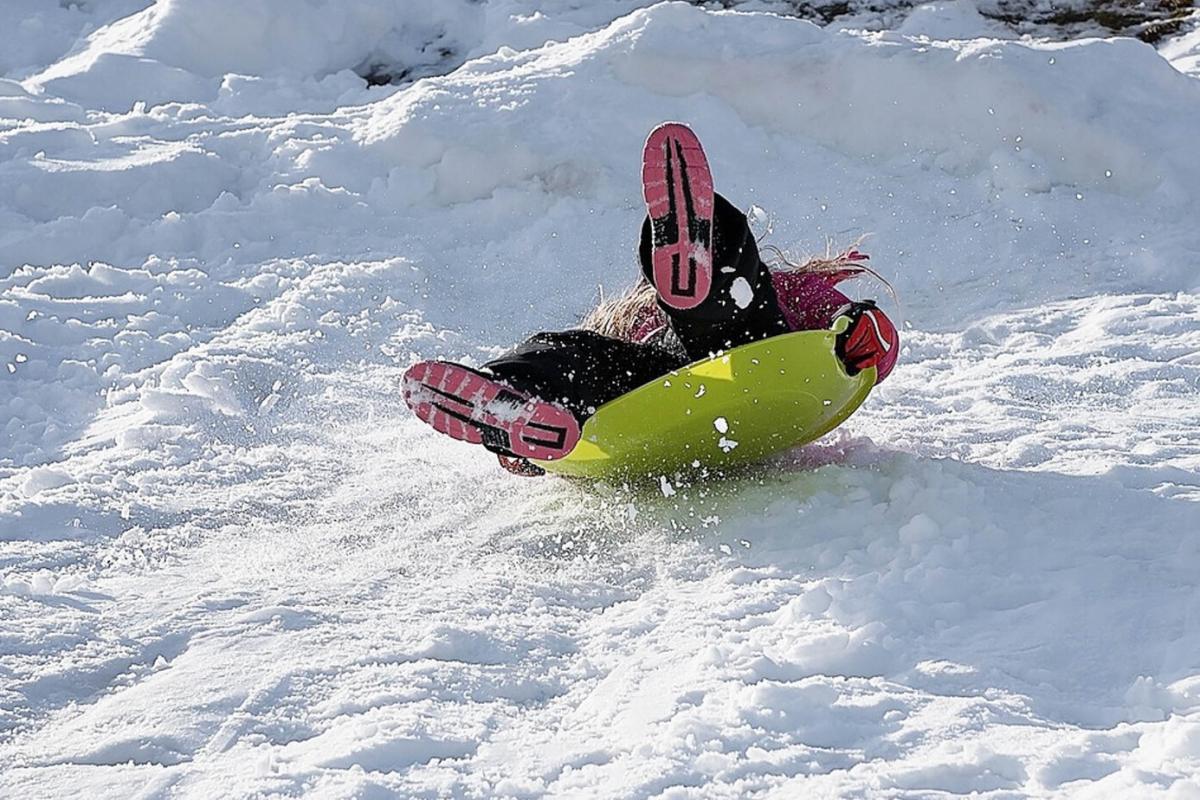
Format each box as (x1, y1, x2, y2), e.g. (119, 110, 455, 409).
(835, 300, 898, 378)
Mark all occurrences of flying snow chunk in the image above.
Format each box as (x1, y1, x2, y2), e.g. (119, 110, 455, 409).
(713, 417, 738, 451)
(748, 204, 770, 232)
(730, 277, 754, 309)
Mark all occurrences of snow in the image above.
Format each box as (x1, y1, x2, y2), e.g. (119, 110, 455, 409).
(729, 277, 754, 309)
(2, 0, 1200, 797)
(896, 0, 1013, 40)
(1163, 18, 1200, 79)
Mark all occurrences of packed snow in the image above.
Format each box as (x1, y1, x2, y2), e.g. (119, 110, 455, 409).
(2, 1, 1199, 797)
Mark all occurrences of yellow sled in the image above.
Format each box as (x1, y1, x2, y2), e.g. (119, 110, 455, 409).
(533, 319, 875, 478)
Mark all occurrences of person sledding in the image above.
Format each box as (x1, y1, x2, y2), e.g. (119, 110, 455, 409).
(403, 122, 898, 476)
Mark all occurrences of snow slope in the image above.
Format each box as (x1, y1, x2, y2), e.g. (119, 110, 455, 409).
(2, 1, 1200, 797)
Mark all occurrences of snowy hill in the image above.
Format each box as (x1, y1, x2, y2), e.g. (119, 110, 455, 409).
(2, 1, 1199, 797)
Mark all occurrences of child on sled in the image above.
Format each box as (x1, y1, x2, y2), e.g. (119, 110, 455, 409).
(403, 123, 899, 476)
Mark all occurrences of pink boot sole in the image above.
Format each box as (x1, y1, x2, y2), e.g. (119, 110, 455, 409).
(642, 122, 714, 310)
(402, 360, 580, 462)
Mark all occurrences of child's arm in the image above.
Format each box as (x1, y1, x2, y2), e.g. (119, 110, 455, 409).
(835, 300, 899, 383)
(772, 271, 899, 383)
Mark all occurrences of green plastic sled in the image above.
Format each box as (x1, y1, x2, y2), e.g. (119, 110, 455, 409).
(532, 319, 876, 478)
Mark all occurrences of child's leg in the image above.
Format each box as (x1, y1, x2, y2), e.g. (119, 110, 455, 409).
(404, 331, 684, 465)
(483, 329, 686, 420)
(639, 192, 789, 360)
(403, 359, 582, 461)
(639, 123, 787, 360)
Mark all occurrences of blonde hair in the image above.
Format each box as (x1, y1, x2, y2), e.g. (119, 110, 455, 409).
(581, 236, 895, 341)
(580, 279, 661, 341)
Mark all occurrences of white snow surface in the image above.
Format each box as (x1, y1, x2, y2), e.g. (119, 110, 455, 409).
(3, 1, 1200, 797)
(1163, 16, 1200, 79)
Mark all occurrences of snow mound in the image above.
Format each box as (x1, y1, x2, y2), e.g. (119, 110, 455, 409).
(0, 0, 153, 80)
(24, 0, 663, 111)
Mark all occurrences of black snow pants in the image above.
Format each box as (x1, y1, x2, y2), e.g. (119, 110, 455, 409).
(483, 195, 790, 421)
